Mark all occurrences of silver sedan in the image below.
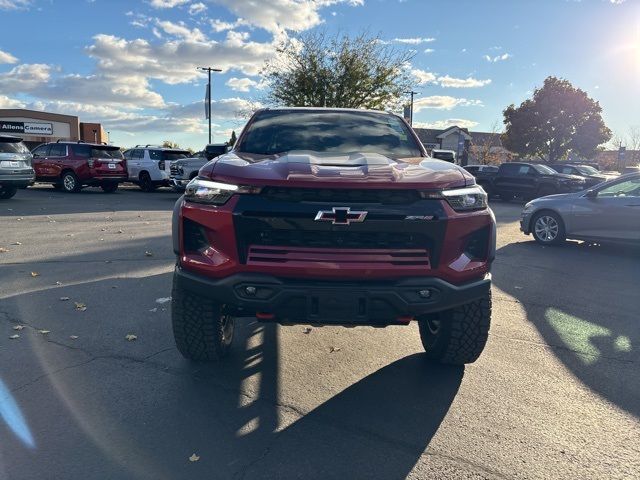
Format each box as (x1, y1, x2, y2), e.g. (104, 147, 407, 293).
(520, 172, 640, 245)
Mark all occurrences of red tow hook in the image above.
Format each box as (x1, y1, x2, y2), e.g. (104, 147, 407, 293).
(256, 312, 276, 320)
(396, 315, 414, 324)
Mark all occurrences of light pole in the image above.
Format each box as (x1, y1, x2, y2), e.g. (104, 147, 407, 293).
(404, 91, 419, 127)
(197, 66, 222, 144)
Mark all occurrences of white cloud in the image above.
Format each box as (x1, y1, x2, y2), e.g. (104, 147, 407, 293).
(437, 76, 492, 88)
(189, 2, 207, 14)
(483, 53, 512, 62)
(0, 0, 30, 9)
(86, 33, 276, 82)
(0, 49, 18, 64)
(424, 48, 435, 54)
(226, 77, 259, 92)
(0, 64, 52, 91)
(413, 96, 483, 112)
(412, 70, 491, 89)
(393, 37, 435, 45)
(413, 119, 479, 130)
(156, 20, 206, 42)
(412, 69, 437, 85)
(0, 94, 25, 108)
(149, 0, 190, 8)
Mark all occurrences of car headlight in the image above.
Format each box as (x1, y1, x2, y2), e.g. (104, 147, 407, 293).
(522, 201, 535, 213)
(184, 178, 261, 205)
(441, 185, 488, 211)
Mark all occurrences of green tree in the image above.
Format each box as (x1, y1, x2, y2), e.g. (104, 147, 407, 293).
(228, 130, 237, 147)
(262, 31, 414, 110)
(502, 77, 612, 162)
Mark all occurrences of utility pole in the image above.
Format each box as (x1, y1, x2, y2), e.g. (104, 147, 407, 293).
(404, 91, 419, 126)
(197, 66, 222, 144)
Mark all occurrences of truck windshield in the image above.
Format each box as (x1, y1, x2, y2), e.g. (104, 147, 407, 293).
(236, 110, 423, 159)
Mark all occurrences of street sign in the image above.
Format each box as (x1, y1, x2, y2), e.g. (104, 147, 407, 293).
(204, 83, 210, 119)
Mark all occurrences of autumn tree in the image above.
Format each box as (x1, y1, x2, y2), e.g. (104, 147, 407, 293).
(162, 140, 180, 149)
(262, 31, 414, 110)
(502, 77, 611, 162)
(228, 130, 237, 147)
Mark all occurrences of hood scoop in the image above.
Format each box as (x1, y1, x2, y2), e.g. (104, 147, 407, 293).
(279, 151, 394, 167)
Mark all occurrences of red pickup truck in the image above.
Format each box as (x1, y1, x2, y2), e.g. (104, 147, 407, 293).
(171, 108, 495, 365)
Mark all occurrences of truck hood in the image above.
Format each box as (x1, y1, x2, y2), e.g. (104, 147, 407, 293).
(202, 151, 471, 189)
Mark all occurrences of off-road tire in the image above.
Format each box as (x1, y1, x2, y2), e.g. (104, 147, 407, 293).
(0, 185, 18, 199)
(139, 172, 156, 192)
(171, 275, 234, 361)
(101, 182, 119, 193)
(418, 291, 491, 365)
(61, 171, 81, 193)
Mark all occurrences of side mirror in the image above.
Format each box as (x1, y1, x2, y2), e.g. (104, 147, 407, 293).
(585, 189, 598, 199)
(225, 145, 233, 153)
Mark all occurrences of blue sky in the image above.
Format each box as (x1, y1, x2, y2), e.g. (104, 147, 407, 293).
(0, 0, 638, 150)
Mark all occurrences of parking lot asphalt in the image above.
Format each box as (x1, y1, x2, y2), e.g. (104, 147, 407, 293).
(1, 185, 638, 480)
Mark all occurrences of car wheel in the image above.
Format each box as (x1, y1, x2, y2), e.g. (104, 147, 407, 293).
(531, 211, 566, 245)
(171, 274, 234, 361)
(101, 182, 119, 193)
(61, 172, 81, 193)
(418, 291, 491, 365)
(139, 172, 156, 192)
(0, 185, 18, 199)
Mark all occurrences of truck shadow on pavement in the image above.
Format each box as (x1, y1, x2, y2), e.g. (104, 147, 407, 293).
(1, 250, 463, 479)
(493, 240, 639, 419)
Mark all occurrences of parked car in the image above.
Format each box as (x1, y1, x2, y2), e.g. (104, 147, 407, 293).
(0, 135, 35, 199)
(170, 144, 229, 191)
(31, 141, 126, 193)
(481, 162, 586, 200)
(520, 172, 640, 245)
(431, 149, 456, 163)
(548, 163, 615, 188)
(171, 107, 495, 366)
(622, 165, 640, 175)
(204, 143, 229, 160)
(463, 165, 498, 193)
(123, 145, 191, 192)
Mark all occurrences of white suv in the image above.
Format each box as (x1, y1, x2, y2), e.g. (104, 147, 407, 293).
(123, 145, 191, 192)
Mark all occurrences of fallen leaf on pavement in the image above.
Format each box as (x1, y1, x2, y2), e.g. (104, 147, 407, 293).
(12, 325, 25, 330)
(30, 271, 40, 277)
(11, 241, 22, 245)
(70, 335, 79, 340)
(60, 297, 70, 301)
(329, 346, 341, 353)
(75, 302, 87, 311)
(156, 297, 171, 304)
(189, 454, 200, 462)
(116, 229, 123, 234)
(125, 334, 137, 341)
(38, 330, 50, 335)
(9, 334, 20, 339)
(149, 307, 158, 313)
(303, 327, 312, 334)
(55, 281, 62, 285)
(144, 251, 153, 257)
(0, 247, 8, 253)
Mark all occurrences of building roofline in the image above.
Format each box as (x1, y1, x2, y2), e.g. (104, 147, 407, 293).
(0, 108, 79, 122)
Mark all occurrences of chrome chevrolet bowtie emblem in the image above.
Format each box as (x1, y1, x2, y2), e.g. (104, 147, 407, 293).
(314, 207, 368, 225)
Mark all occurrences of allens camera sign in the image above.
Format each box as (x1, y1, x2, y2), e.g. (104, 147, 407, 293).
(0, 121, 54, 136)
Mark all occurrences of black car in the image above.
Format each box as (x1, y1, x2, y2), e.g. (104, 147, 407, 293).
(548, 163, 614, 188)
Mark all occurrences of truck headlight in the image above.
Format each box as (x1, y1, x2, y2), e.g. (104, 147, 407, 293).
(184, 178, 261, 205)
(441, 185, 488, 211)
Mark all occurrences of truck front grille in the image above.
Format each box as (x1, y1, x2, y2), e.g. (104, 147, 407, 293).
(261, 187, 421, 205)
(170, 164, 180, 176)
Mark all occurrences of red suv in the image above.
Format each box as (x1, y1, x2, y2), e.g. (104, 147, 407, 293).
(171, 108, 495, 365)
(31, 141, 127, 193)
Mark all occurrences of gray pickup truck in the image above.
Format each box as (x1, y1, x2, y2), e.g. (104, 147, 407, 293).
(0, 135, 35, 200)
(170, 143, 228, 191)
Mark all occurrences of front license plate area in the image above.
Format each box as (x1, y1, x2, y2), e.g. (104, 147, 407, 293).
(307, 291, 368, 322)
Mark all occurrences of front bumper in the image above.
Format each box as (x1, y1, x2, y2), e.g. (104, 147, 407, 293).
(174, 266, 491, 325)
(520, 210, 534, 234)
